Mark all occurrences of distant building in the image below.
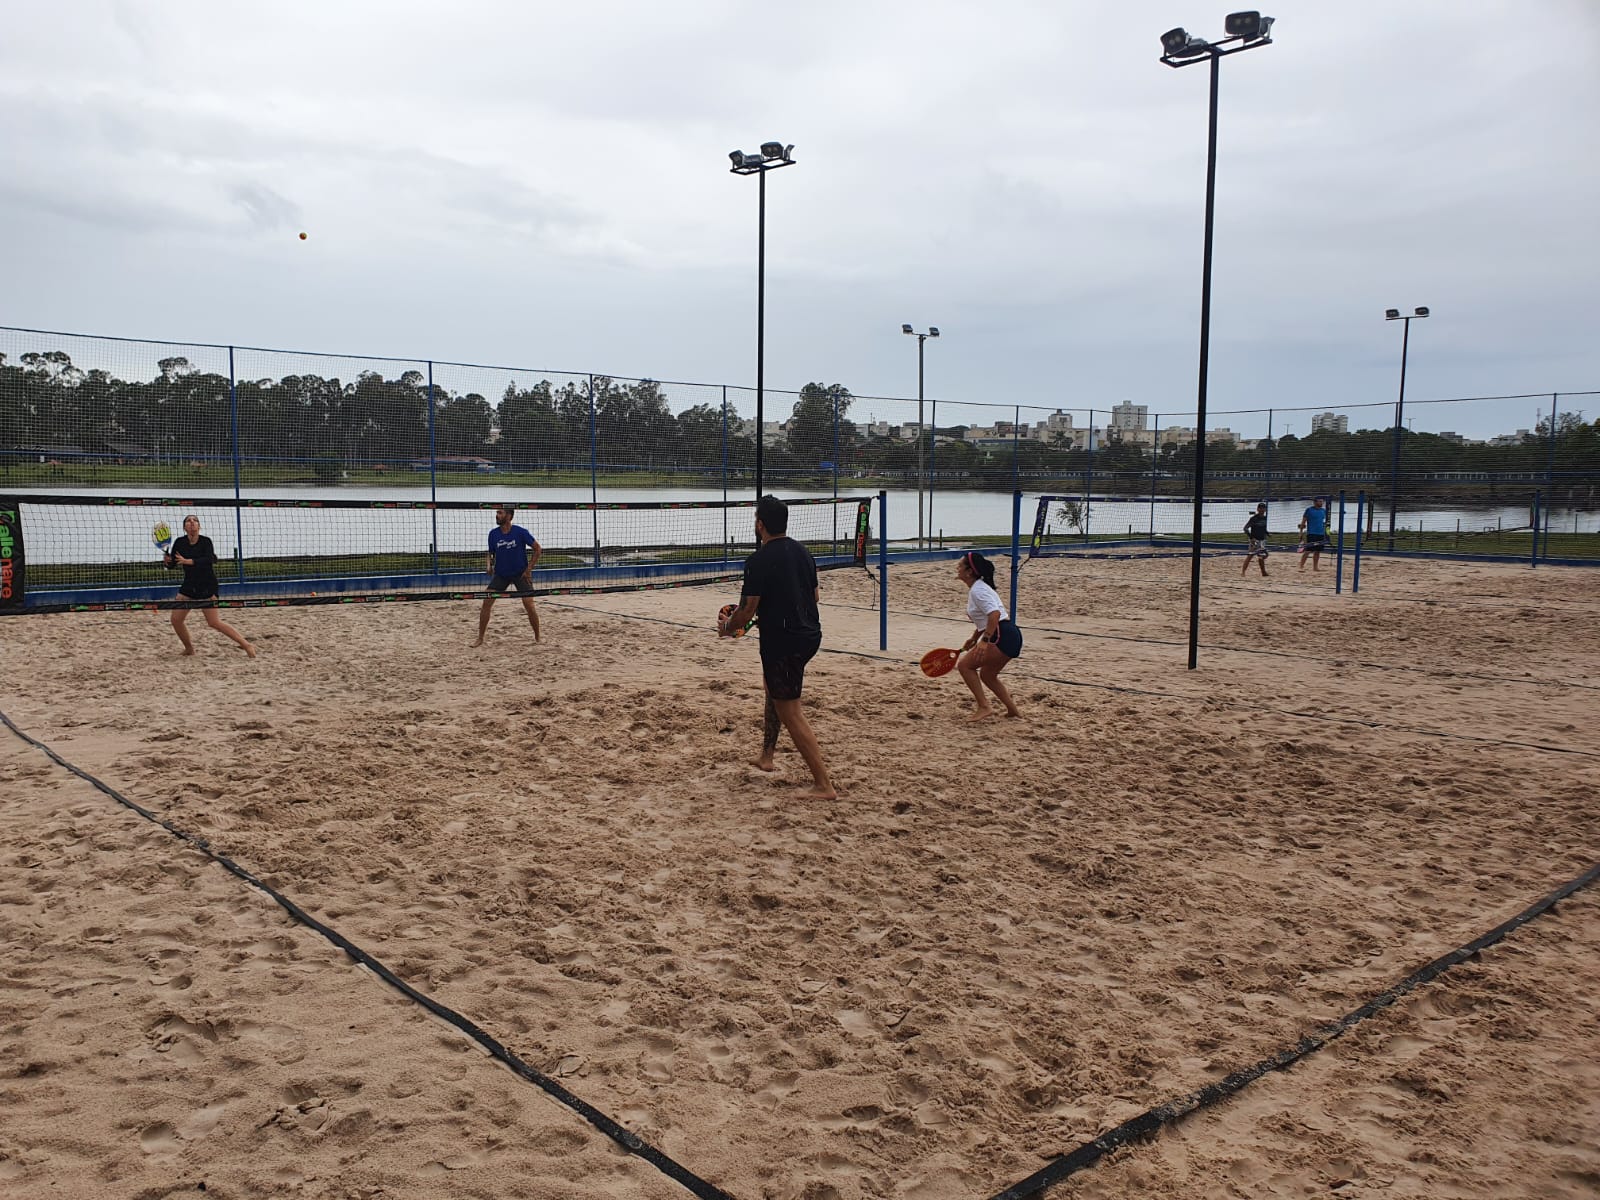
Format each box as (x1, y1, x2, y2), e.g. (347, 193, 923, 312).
(1310, 412, 1349, 435)
(1110, 401, 1148, 432)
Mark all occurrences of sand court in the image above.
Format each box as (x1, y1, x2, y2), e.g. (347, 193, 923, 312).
(1, 553, 1597, 1198)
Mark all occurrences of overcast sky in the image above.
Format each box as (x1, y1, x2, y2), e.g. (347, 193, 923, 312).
(2, 0, 1597, 439)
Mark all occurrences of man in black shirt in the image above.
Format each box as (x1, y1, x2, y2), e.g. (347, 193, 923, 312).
(1241, 503, 1270, 578)
(719, 495, 836, 798)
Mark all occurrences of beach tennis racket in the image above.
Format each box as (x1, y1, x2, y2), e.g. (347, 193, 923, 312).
(718, 603, 755, 638)
(920, 647, 960, 677)
(151, 521, 174, 554)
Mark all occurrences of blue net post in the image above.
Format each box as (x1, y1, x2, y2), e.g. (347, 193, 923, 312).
(1084, 409, 1094, 545)
(878, 490, 888, 651)
(1148, 413, 1159, 539)
(720, 386, 729, 571)
(1531, 491, 1541, 569)
(1335, 489, 1346, 593)
(427, 361, 438, 576)
(832, 386, 840, 558)
(228, 346, 245, 585)
(1352, 491, 1365, 593)
(1009, 489, 1022, 621)
(588, 375, 600, 569)
(1011, 406, 1021, 495)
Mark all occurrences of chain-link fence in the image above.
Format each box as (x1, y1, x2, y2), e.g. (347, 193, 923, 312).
(3, 325, 1597, 559)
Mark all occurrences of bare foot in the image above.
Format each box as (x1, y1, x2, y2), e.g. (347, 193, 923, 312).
(967, 707, 995, 722)
(471, 636, 485, 647)
(243, 644, 257, 658)
(801, 783, 838, 799)
(1004, 708, 1021, 719)
(181, 647, 195, 657)
(753, 754, 777, 772)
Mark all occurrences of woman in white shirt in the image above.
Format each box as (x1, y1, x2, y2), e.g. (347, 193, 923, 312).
(955, 550, 1022, 719)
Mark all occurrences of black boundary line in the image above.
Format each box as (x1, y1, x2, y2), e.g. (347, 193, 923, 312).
(544, 601, 1600, 759)
(819, 600, 1600, 695)
(0, 708, 738, 1200)
(984, 860, 1600, 1200)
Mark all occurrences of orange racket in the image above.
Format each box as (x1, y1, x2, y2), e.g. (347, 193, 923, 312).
(920, 647, 960, 677)
(718, 603, 754, 638)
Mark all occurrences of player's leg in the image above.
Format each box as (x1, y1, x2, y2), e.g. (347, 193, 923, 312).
(473, 596, 495, 645)
(756, 690, 780, 772)
(171, 602, 196, 656)
(957, 646, 992, 716)
(771, 696, 835, 798)
(514, 573, 541, 641)
(201, 605, 255, 656)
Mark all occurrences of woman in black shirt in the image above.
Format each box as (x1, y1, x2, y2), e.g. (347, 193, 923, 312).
(164, 514, 255, 657)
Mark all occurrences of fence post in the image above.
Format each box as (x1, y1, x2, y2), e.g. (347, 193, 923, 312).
(927, 390, 937, 549)
(832, 385, 840, 558)
(1530, 490, 1541, 569)
(878, 489, 888, 651)
(589, 375, 599, 569)
(1352, 491, 1365, 593)
(228, 346, 244, 585)
(1335, 488, 1346, 594)
(427, 361, 438, 575)
(1010, 489, 1023, 621)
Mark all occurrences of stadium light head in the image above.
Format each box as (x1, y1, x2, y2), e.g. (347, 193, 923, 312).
(728, 150, 744, 167)
(902, 324, 915, 335)
(1385, 308, 1401, 320)
(1161, 27, 1192, 55)
(1414, 306, 1430, 318)
(1224, 11, 1273, 40)
(760, 141, 793, 161)
(929, 327, 940, 337)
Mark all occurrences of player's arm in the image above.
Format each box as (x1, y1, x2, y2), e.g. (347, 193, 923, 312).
(528, 536, 542, 570)
(721, 594, 759, 636)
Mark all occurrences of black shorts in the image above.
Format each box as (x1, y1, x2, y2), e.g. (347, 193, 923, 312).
(488, 571, 535, 595)
(761, 640, 820, 702)
(991, 619, 1023, 659)
(1304, 534, 1328, 549)
(177, 589, 217, 607)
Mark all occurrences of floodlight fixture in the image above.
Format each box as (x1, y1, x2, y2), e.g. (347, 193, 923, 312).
(728, 150, 744, 167)
(1161, 27, 1192, 55)
(1385, 308, 1401, 320)
(1224, 11, 1272, 40)
(1414, 306, 1429, 317)
(901, 324, 914, 335)
(929, 327, 940, 337)
(759, 141, 793, 161)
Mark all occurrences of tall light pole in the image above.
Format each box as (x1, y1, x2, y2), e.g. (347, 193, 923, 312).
(902, 324, 940, 550)
(1160, 10, 1276, 670)
(728, 141, 796, 503)
(1384, 306, 1429, 551)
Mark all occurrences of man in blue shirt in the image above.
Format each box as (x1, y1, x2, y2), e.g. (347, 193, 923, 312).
(1299, 496, 1330, 573)
(473, 504, 542, 646)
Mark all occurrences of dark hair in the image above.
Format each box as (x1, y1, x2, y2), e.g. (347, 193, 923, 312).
(756, 494, 789, 535)
(963, 550, 996, 588)
(498, 504, 516, 516)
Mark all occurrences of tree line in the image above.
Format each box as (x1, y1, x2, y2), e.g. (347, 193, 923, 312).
(2, 349, 1596, 488)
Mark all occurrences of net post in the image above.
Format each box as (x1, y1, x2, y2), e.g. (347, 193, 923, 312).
(1084, 409, 1094, 545)
(1009, 489, 1022, 622)
(427, 361, 439, 576)
(720, 386, 729, 571)
(228, 346, 245, 586)
(588, 376, 600, 569)
(1335, 489, 1346, 594)
(877, 490, 888, 651)
(1352, 491, 1365, 593)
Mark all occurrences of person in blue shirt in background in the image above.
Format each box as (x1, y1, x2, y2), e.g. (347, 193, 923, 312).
(1299, 496, 1330, 573)
(472, 504, 542, 646)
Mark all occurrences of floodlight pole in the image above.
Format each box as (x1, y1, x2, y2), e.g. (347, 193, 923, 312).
(1185, 50, 1221, 672)
(1161, 16, 1274, 670)
(729, 144, 795, 503)
(904, 326, 939, 551)
(1385, 312, 1420, 552)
